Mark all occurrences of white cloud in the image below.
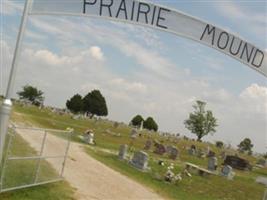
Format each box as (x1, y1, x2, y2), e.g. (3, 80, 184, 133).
(239, 83, 267, 114)
(89, 46, 104, 61)
(23, 46, 105, 67)
(34, 50, 67, 66)
(110, 78, 147, 94)
(240, 83, 267, 99)
(25, 16, 178, 78)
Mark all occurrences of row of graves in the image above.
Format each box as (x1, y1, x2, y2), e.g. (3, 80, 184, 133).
(116, 143, 238, 185)
(116, 138, 242, 185)
(187, 144, 256, 178)
(81, 127, 266, 188)
(144, 139, 179, 160)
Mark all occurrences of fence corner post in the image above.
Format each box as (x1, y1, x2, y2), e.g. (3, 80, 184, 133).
(0, 99, 12, 167)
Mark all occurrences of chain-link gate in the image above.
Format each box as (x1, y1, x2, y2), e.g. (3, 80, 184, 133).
(0, 124, 72, 193)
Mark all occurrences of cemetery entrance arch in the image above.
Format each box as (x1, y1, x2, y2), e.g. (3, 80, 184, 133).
(0, 0, 266, 192)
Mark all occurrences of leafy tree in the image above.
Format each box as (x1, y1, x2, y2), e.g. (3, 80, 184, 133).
(83, 90, 108, 117)
(66, 94, 84, 114)
(144, 117, 158, 132)
(130, 115, 144, 127)
(184, 100, 218, 141)
(238, 138, 253, 154)
(216, 141, 224, 149)
(17, 85, 44, 106)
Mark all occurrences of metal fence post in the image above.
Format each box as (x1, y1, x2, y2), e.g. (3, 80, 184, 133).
(60, 130, 72, 177)
(0, 100, 12, 166)
(0, 126, 16, 192)
(0, 0, 31, 166)
(34, 130, 48, 183)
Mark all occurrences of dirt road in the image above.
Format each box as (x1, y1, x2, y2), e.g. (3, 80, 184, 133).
(15, 127, 163, 200)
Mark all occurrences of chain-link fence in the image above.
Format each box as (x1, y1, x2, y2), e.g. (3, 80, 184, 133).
(0, 124, 72, 193)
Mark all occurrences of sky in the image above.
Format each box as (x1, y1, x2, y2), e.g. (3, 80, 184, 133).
(1, 0, 267, 152)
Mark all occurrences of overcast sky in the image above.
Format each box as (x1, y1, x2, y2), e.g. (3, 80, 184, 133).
(1, 0, 267, 152)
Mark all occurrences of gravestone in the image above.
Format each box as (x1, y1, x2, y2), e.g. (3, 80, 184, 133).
(263, 189, 267, 200)
(208, 156, 218, 171)
(154, 144, 166, 155)
(140, 121, 144, 131)
(130, 128, 138, 139)
(188, 148, 196, 155)
(220, 151, 227, 160)
(206, 146, 210, 155)
(169, 147, 179, 160)
(144, 140, 152, 150)
(188, 145, 196, 155)
(118, 144, 128, 160)
(207, 151, 216, 158)
(113, 122, 119, 128)
(83, 129, 95, 145)
(257, 159, 267, 167)
(256, 177, 267, 187)
(166, 145, 173, 154)
(197, 149, 206, 158)
(221, 165, 235, 180)
(224, 155, 252, 170)
(130, 151, 148, 171)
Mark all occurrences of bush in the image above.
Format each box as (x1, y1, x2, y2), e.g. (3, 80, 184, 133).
(216, 141, 224, 148)
(144, 117, 158, 132)
(130, 115, 144, 127)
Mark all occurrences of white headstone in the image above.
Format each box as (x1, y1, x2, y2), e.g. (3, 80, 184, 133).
(221, 165, 235, 180)
(118, 144, 128, 160)
(84, 130, 94, 145)
(140, 121, 144, 131)
(208, 156, 218, 171)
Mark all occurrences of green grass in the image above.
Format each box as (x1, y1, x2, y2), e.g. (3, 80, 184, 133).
(0, 127, 75, 200)
(0, 182, 75, 200)
(86, 148, 265, 200)
(9, 103, 267, 200)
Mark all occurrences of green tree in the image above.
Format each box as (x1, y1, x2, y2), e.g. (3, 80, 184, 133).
(184, 100, 218, 141)
(17, 85, 44, 106)
(66, 94, 84, 114)
(83, 90, 108, 117)
(216, 141, 224, 149)
(144, 117, 158, 131)
(238, 138, 253, 154)
(130, 115, 144, 127)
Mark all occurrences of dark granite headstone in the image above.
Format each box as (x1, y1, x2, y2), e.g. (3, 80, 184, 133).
(223, 155, 252, 170)
(169, 147, 179, 160)
(154, 144, 166, 155)
(130, 151, 148, 170)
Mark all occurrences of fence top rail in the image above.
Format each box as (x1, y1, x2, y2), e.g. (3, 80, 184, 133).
(9, 123, 73, 134)
(8, 155, 66, 161)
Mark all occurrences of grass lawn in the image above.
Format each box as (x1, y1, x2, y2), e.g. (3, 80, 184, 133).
(8, 103, 267, 200)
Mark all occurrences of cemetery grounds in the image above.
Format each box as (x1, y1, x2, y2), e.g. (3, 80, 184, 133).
(0, 102, 266, 200)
